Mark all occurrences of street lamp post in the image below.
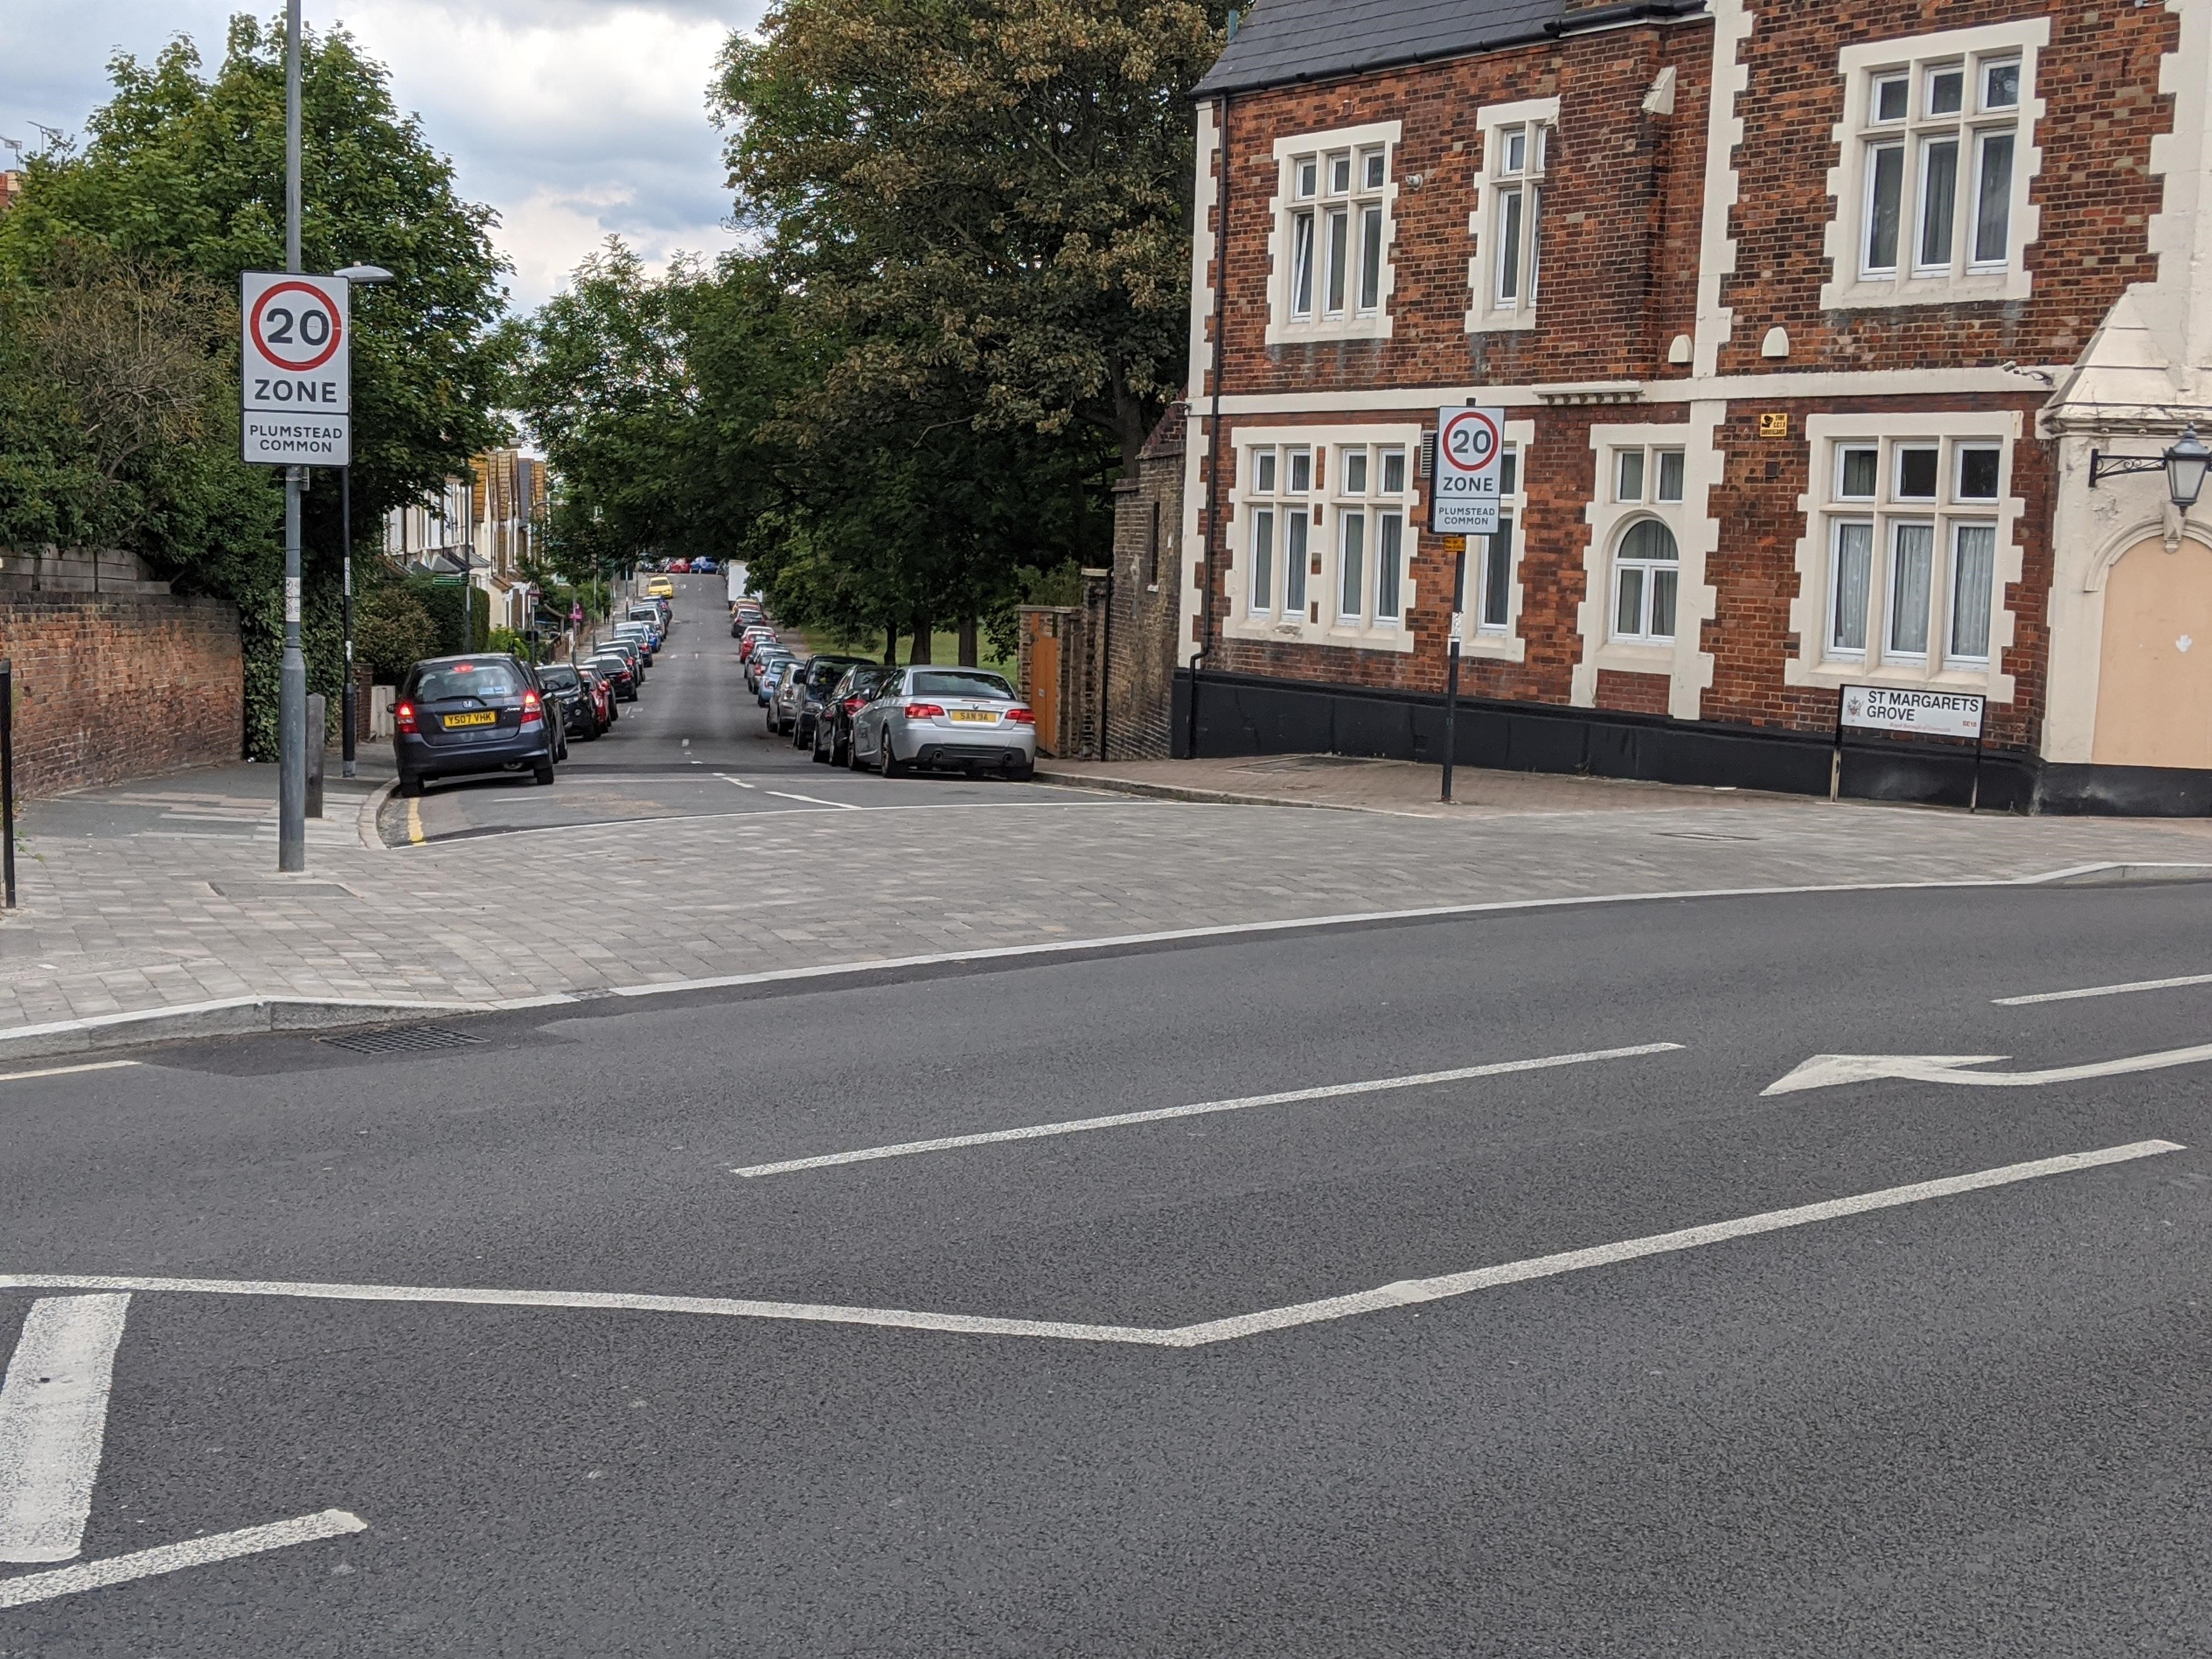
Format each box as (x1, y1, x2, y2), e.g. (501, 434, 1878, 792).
(330, 263, 392, 780)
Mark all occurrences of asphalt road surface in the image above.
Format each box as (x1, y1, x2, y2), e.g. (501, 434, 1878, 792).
(7, 874, 2212, 1654)
(382, 576, 1042, 845)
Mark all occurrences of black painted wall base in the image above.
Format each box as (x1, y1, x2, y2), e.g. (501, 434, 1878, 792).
(1170, 667, 2212, 817)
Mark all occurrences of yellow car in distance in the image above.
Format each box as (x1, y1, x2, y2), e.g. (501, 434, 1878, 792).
(645, 575, 675, 599)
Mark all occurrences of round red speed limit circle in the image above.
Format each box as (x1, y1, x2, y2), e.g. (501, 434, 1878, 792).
(1439, 408, 1500, 474)
(249, 280, 345, 373)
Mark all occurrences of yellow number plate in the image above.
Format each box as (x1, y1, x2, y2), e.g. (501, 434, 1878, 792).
(443, 710, 498, 729)
(949, 710, 996, 722)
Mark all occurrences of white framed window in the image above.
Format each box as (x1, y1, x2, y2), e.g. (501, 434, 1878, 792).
(1813, 433, 2007, 674)
(1229, 422, 1421, 653)
(1611, 519, 1681, 644)
(1467, 98, 1559, 334)
(1822, 20, 2045, 310)
(1268, 123, 1400, 344)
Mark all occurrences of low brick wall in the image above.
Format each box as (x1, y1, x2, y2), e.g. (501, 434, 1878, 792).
(0, 592, 244, 797)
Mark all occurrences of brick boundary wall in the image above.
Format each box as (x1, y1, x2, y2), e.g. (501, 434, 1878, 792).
(1102, 404, 1187, 760)
(0, 593, 244, 797)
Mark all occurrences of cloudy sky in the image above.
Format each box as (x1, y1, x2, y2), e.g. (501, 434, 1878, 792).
(2, 0, 763, 311)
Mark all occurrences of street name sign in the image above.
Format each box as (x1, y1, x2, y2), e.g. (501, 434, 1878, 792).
(1430, 405, 1504, 535)
(241, 273, 350, 466)
(1838, 684, 1985, 740)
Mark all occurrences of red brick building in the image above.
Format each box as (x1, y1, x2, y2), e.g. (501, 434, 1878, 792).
(1170, 0, 2212, 811)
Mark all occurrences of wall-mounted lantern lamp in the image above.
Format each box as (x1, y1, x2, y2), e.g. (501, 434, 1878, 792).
(2090, 424, 2210, 510)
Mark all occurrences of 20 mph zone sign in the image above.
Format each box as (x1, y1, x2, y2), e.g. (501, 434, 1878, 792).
(241, 272, 349, 466)
(1430, 406, 1504, 535)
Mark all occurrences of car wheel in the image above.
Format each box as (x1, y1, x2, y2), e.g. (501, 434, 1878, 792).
(533, 760, 556, 786)
(847, 731, 867, 770)
(812, 731, 831, 764)
(879, 732, 906, 778)
(1009, 759, 1036, 783)
(398, 774, 424, 798)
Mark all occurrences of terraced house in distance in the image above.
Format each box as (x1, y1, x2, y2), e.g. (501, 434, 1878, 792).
(1169, 0, 2212, 812)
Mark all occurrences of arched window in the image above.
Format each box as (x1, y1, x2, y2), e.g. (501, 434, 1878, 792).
(1613, 518, 1679, 642)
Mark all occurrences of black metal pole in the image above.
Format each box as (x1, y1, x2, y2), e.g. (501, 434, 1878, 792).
(1830, 686, 1846, 802)
(1441, 545, 1466, 803)
(341, 465, 357, 777)
(1970, 726, 1984, 813)
(0, 658, 15, 909)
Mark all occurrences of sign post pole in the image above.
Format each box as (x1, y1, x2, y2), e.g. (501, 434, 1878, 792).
(1441, 545, 1466, 804)
(1430, 405, 1502, 804)
(1830, 686, 1845, 802)
(276, 0, 307, 872)
(0, 658, 15, 910)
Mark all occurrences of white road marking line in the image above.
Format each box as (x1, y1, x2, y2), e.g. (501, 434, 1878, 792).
(714, 774, 757, 789)
(1764, 1042, 2212, 1094)
(731, 1042, 1685, 1178)
(1994, 970, 2212, 1006)
(1158, 1139, 2186, 1346)
(0, 1295, 131, 1562)
(0, 1510, 366, 1609)
(0, 1062, 141, 1086)
(764, 790, 860, 810)
(2, 1139, 2179, 1348)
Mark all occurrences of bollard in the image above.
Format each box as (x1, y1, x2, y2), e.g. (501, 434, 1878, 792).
(306, 692, 326, 820)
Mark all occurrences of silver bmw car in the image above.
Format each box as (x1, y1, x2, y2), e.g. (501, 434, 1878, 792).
(850, 667, 1036, 780)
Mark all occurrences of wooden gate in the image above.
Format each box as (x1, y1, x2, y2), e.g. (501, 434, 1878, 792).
(1031, 627, 1061, 756)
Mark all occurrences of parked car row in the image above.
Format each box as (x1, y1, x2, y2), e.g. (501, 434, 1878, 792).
(392, 589, 676, 797)
(749, 634, 1038, 781)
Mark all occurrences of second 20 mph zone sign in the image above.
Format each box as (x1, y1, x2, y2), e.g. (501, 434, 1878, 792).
(1430, 406, 1504, 536)
(241, 272, 349, 466)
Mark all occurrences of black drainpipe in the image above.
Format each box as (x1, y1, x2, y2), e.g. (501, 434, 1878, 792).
(1189, 91, 1230, 760)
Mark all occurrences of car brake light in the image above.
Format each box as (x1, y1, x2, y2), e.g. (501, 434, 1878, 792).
(1004, 707, 1035, 724)
(522, 690, 541, 711)
(521, 689, 544, 727)
(394, 701, 417, 734)
(904, 703, 945, 719)
(842, 696, 866, 712)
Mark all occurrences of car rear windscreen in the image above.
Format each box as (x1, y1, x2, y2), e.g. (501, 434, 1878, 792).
(537, 667, 580, 690)
(411, 660, 526, 699)
(912, 671, 1014, 700)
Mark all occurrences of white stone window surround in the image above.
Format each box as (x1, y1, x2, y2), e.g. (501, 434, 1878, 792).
(1466, 97, 1561, 336)
(1819, 19, 2049, 312)
(1265, 121, 1403, 347)
(1462, 422, 1536, 665)
(1571, 405, 1723, 719)
(1224, 421, 1421, 655)
(1785, 411, 2024, 704)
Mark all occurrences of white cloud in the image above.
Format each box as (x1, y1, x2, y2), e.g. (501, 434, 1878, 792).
(0, 0, 763, 310)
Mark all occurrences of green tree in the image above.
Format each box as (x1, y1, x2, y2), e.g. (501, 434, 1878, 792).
(715, 0, 1220, 473)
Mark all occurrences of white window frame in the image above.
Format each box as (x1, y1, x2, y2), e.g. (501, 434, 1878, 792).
(1466, 97, 1559, 335)
(1786, 413, 2022, 699)
(1820, 20, 2046, 311)
(1226, 421, 1420, 653)
(1267, 122, 1401, 345)
(1573, 411, 1723, 720)
(1610, 517, 1683, 645)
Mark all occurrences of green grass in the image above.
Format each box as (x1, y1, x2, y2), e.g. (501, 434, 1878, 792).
(798, 628, 1017, 682)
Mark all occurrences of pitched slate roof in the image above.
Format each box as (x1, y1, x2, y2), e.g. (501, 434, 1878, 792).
(1193, 0, 1610, 98)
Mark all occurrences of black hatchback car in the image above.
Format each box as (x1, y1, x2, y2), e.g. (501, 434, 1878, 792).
(393, 653, 558, 797)
(791, 654, 876, 752)
(532, 661, 599, 741)
(811, 663, 898, 766)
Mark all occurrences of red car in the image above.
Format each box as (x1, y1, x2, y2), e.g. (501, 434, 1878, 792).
(668, 558, 692, 573)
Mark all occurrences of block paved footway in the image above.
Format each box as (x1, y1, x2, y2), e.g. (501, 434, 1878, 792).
(2, 574, 2211, 1045)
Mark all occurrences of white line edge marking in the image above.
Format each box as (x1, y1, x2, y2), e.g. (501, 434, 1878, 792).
(714, 773, 757, 789)
(0, 1295, 131, 1562)
(0, 1510, 365, 1609)
(1, 1141, 2178, 1349)
(763, 790, 861, 810)
(731, 1042, 1685, 1178)
(1995, 970, 2212, 1006)
(0, 1062, 141, 1085)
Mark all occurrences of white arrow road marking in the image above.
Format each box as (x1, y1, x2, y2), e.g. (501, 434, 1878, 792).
(0, 1510, 365, 1609)
(1, 1139, 2181, 1347)
(0, 1295, 129, 1562)
(731, 1042, 1685, 1178)
(1994, 970, 2212, 1007)
(1765, 1042, 2212, 1095)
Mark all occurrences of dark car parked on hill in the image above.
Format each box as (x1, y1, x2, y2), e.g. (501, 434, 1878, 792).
(791, 655, 876, 752)
(533, 661, 600, 741)
(812, 663, 899, 767)
(393, 653, 558, 797)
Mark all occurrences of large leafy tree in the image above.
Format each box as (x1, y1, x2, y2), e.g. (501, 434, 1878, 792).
(1, 13, 509, 565)
(716, 0, 1217, 474)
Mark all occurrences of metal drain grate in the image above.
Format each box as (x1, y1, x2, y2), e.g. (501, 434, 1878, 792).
(318, 1024, 488, 1056)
